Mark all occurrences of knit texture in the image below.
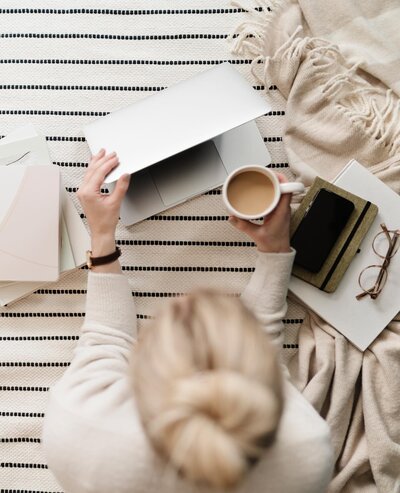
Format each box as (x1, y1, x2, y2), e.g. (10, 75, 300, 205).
(42, 253, 334, 493)
(0, 1, 306, 491)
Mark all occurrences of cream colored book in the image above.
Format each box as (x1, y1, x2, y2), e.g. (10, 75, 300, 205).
(0, 165, 61, 282)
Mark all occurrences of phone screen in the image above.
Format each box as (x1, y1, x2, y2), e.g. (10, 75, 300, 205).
(291, 189, 355, 273)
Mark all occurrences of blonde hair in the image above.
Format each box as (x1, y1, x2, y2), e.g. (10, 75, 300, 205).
(132, 289, 284, 490)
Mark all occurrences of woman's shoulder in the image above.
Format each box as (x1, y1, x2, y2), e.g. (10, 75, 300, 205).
(239, 379, 334, 493)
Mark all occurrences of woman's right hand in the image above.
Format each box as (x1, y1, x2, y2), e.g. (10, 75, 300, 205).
(77, 149, 130, 243)
(228, 173, 292, 253)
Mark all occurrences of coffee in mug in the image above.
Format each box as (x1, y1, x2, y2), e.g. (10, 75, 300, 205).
(222, 165, 304, 220)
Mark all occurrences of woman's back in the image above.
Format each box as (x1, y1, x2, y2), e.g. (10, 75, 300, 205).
(43, 257, 333, 493)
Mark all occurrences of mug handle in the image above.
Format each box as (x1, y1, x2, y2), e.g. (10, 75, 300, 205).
(279, 182, 305, 194)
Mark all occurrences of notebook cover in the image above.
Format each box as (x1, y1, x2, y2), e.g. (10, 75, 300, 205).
(0, 165, 60, 282)
(0, 188, 90, 306)
(290, 177, 378, 292)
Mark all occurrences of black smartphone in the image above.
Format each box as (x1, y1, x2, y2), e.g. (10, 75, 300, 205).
(291, 188, 355, 273)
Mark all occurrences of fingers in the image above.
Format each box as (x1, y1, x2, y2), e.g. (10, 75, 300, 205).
(275, 172, 288, 184)
(90, 148, 106, 167)
(84, 149, 115, 183)
(274, 172, 292, 212)
(110, 174, 131, 204)
(91, 154, 119, 188)
(85, 149, 105, 180)
(228, 216, 259, 239)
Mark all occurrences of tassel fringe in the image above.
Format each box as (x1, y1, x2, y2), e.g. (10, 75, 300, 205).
(229, 0, 400, 156)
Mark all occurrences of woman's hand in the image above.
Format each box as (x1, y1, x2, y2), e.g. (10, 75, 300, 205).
(77, 149, 130, 265)
(228, 173, 292, 253)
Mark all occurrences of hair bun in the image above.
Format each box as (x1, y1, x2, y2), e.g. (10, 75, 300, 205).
(133, 289, 284, 490)
(154, 370, 280, 489)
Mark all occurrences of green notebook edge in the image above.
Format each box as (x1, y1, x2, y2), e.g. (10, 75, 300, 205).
(290, 177, 378, 293)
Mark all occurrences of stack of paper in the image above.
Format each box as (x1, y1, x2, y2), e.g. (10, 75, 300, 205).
(0, 126, 91, 306)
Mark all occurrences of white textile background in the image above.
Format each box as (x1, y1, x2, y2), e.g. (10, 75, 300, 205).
(0, 1, 305, 490)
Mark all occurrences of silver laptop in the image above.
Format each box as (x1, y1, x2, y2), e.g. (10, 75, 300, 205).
(84, 63, 271, 225)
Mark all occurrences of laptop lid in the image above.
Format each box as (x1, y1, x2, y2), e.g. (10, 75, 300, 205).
(83, 63, 270, 184)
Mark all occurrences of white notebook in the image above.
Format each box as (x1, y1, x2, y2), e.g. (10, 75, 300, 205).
(0, 165, 61, 282)
(289, 160, 400, 351)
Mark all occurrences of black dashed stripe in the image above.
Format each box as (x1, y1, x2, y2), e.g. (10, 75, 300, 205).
(0, 335, 79, 341)
(146, 215, 228, 221)
(0, 84, 165, 92)
(132, 292, 184, 298)
(0, 109, 108, 117)
(78, 212, 231, 220)
(0, 463, 48, 469)
(0, 109, 284, 118)
(0, 438, 41, 443)
(268, 162, 289, 168)
(283, 319, 304, 324)
(0, 312, 153, 320)
(121, 266, 255, 272)
(116, 239, 255, 247)
(0, 58, 253, 66)
(0, 33, 234, 41)
(0, 312, 85, 318)
(263, 137, 283, 142)
(54, 162, 88, 168)
(0, 412, 44, 418)
(46, 136, 85, 142)
(265, 110, 285, 116)
(0, 362, 70, 368)
(0, 490, 62, 493)
(0, 7, 264, 15)
(35, 289, 87, 295)
(204, 189, 222, 195)
(0, 84, 265, 91)
(0, 387, 49, 392)
(283, 344, 299, 349)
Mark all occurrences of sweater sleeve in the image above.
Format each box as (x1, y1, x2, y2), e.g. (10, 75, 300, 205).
(83, 271, 137, 337)
(60, 271, 137, 402)
(42, 272, 140, 492)
(241, 249, 295, 348)
(65, 271, 138, 374)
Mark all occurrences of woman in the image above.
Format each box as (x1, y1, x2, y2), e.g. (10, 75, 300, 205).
(42, 150, 334, 492)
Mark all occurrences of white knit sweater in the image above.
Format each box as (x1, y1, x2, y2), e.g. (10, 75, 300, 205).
(42, 251, 334, 493)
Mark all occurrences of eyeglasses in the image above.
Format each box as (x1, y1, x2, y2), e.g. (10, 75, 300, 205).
(356, 223, 400, 300)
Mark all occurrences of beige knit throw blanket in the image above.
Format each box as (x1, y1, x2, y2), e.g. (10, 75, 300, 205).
(231, 1, 400, 492)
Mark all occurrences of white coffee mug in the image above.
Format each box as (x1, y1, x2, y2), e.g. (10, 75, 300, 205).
(222, 165, 305, 220)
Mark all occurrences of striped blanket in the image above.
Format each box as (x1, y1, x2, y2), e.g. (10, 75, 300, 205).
(0, 1, 303, 490)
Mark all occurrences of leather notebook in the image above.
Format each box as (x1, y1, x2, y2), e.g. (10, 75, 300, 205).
(290, 177, 378, 293)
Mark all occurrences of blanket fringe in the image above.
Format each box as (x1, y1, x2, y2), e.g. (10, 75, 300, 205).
(229, 0, 400, 156)
(229, 0, 291, 85)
